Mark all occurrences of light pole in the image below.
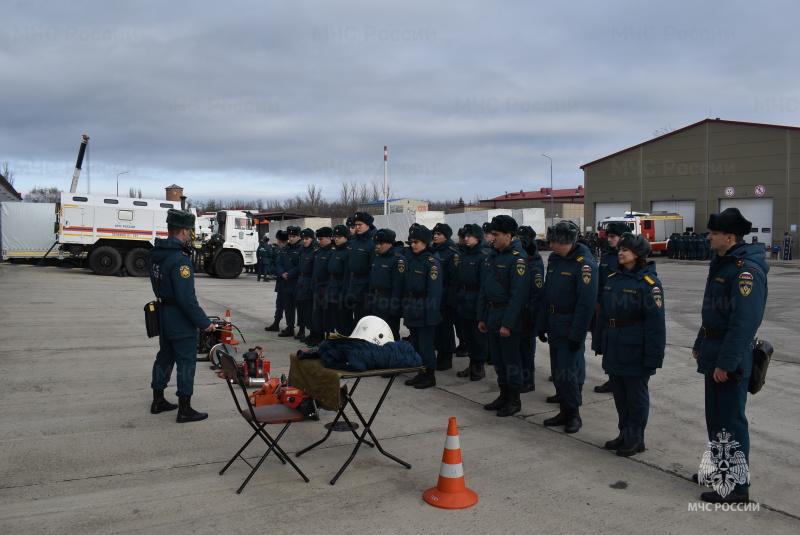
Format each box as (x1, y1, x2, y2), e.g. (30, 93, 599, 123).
(116, 170, 130, 197)
(541, 154, 553, 223)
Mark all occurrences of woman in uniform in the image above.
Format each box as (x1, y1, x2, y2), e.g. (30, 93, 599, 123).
(593, 233, 666, 457)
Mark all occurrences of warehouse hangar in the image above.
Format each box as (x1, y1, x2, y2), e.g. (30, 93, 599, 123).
(582, 118, 800, 249)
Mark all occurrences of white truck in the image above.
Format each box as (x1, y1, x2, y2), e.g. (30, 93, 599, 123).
(1, 202, 61, 262)
(57, 193, 258, 277)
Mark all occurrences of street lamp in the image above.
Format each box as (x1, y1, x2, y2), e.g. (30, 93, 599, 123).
(116, 170, 130, 197)
(541, 154, 553, 223)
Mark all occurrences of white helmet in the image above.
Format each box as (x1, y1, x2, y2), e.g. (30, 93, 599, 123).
(350, 315, 394, 345)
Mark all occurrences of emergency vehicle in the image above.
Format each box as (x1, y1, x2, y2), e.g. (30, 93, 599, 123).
(597, 211, 683, 254)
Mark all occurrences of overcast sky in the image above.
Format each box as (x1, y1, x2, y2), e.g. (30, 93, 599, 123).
(2, 0, 799, 204)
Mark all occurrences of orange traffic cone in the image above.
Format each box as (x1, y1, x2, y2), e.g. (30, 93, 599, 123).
(423, 417, 478, 509)
(221, 309, 239, 345)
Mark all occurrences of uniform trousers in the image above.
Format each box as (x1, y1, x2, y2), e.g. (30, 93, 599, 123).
(331, 300, 354, 336)
(151, 335, 198, 397)
(435, 306, 456, 354)
(488, 331, 523, 390)
(296, 298, 311, 329)
(520, 335, 536, 387)
(311, 289, 330, 334)
(609, 374, 650, 442)
(410, 326, 437, 371)
(282, 292, 297, 328)
(457, 317, 487, 362)
(704, 373, 750, 494)
(549, 341, 585, 409)
(273, 291, 284, 322)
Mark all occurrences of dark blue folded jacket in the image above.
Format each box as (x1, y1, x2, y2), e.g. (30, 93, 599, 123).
(318, 338, 422, 372)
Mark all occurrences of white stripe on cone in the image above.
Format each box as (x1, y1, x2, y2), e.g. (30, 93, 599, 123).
(439, 463, 464, 478)
(444, 435, 460, 450)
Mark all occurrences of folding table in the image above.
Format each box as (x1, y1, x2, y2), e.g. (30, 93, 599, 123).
(289, 354, 424, 485)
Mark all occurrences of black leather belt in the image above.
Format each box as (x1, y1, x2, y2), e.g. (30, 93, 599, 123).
(488, 301, 508, 309)
(702, 326, 727, 339)
(460, 284, 479, 291)
(549, 305, 575, 314)
(374, 289, 392, 296)
(300, 273, 312, 277)
(408, 292, 427, 298)
(314, 278, 329, 283)
(609, 318, 643, 328)
(158, 297, 179, 306)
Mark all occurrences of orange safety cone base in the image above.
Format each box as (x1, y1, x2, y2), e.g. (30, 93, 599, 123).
(423, 486, 478, 510)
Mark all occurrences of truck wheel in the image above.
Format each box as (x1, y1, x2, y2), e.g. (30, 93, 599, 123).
(124, 248, 150, 277)
(214, 251, 243, 279)
(203, 259, 217, 277)
(89, 246, 122, 276)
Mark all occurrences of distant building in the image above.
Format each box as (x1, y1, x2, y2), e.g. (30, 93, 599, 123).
(1, 173, 23, 202)
(581, 118, 800, 247)
(357, 198, 429, 216)
(479, 186, 585, 220)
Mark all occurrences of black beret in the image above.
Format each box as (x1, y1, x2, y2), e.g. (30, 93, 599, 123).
(286, 225, 301, 236)
(353, 212, 374, 226)
(408, 225, 432, 244)
(166, 209, 195, 229)
(316, 226, 333, 238)
(276, 230, 289, 241)
(300, 228, 315, 239)
(618, 232, 651, 258)
(482, 221, 492, 233)
(462, 223, 484, 241)
(432, 223, 453, 239)
(546, 222, 578, 244)
(707, 207, 752, 236)
(490, 215, 518, 234)
(332, 225, 350, 238)
(604, 221, 630, 237)
(374, 228, 396, 244)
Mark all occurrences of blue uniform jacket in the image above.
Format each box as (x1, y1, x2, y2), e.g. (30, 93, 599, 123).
(347, 228, 377, 300)
(281, 240, 302, 293)
(402, 247, 443, 327)
(273, 245, 287, 292)
(524, 244, 545, 332)
(593, 262, 666, 375)
(456, 240, 491, 320)
(477, 239, 530, 333)
(297, 240, 318, 300)
(597, 247, 618, 299)
(537, 243, 598, 345)
(312, 242, 333, 298)
(433, 239, 460, 309)
(327, 240, 351, 303)
(693, 243, 769, 376)
(257, 242, 273, 265)
(368, 243, 406, 317)
(148, 236, 211, 339)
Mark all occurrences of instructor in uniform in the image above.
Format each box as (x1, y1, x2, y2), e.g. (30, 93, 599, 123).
(149, 209, 215, 423)
(692, 208, 768, 504)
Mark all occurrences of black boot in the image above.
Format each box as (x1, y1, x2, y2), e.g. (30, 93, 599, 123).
(278, 326, 295, 337)
(519, 383, 535, 393)
(150, 389, 177, 414)
(436, 353, 453, 371)
(546, 394, 562, 404)
(604, 431, 625, 450)
(543, 404, 569, 426)
(454, 342, 468, 358)
(294, 327, 306, 340)
(264, 320, 280, 332)
(483, 385, 509, 410)
(414, 370, 437, 389)
(594, 380, 612, 393)
(405, 372, 425, 386)
(496, 389, 521, 417)
(176, 395, 208, 423)
(564, 407, 582, 434)
(469, 362, 485, 381)
(616, 441, 645, 457)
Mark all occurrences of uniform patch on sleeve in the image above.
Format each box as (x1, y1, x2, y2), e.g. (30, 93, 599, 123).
(535, 273, 543, 288)
(739, 272, 753, 280)
(644, 275, 655, 285)
(654, 294, 663, 308)
(397, 259, 405, 273)
(454, 254, 461, 266)
(516, 258, 526, 276)
(430, 265, 439, 280)
(736, 259, 746, 267)
(179, 265, 191, 279)
(652, 286, 661, 293)
(581, 264, 592, 284)
(739, 280, 752, 297)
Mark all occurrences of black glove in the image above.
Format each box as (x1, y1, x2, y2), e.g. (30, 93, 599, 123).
(538, 331, 548, 343)
(568, 339, 581, 352)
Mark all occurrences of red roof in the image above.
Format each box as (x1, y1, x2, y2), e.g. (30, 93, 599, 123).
(580, 118, 800, 169)
(481, 186, 584, 203)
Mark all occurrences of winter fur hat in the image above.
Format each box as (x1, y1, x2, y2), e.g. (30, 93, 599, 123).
(286, 225, 301, 236)
(353, 212, 374, 226)
(408, 224, 433, 244)
(374, 228, 396, 244)
(432, 223, 453, 239)
(604, 221, 630, 237)
(482, 221, 492, 234)
(275, 230, 289, 241)
(300, 228, 315, 239)
(332, 225, 350, 238)
(490, 215, 518, 235)
(316, 226, 333, 238)
(517, 225, 536, 248)
(462, 223, 484, 241)
(166, 209, 195, 229)
(707, 207, 752, 236)
(346, 216, 356, 227)
(546, 222, 578, 244)
(617, 232, 651, 258)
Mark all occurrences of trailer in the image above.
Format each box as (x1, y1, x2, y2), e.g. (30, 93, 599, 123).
(1, 202, 61, 262)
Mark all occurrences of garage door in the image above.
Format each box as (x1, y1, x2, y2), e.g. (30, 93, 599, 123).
(595, 202, 631, 230)
(719, 198, 773, 247)
(651, 200, 696, 232)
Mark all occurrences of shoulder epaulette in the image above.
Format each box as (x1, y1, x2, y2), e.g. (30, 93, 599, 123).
(481, 249, 490, 256)
(644, 275, 655, 285)
(449, 245, 459, 253)
(576, 256, 585, 262)
(512, 250, 519, 255)
(608, 272, 617, 278)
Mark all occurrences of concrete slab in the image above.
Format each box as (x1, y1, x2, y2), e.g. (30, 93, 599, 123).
(1, 258, 798, 534)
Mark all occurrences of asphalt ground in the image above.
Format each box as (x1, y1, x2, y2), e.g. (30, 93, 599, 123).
(1, 256, 799, 535)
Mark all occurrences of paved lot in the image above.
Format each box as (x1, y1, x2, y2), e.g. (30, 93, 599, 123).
(1, 257, 799, 535)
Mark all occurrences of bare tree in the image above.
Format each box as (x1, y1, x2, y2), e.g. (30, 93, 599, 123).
(653, 124, 675, 137)
(24, 186, 62, 203)
(128, 187, 142, 198)
(1, 162, 13, 185)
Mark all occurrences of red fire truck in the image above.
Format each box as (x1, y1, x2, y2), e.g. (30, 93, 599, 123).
(598, 212, 683, 254)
